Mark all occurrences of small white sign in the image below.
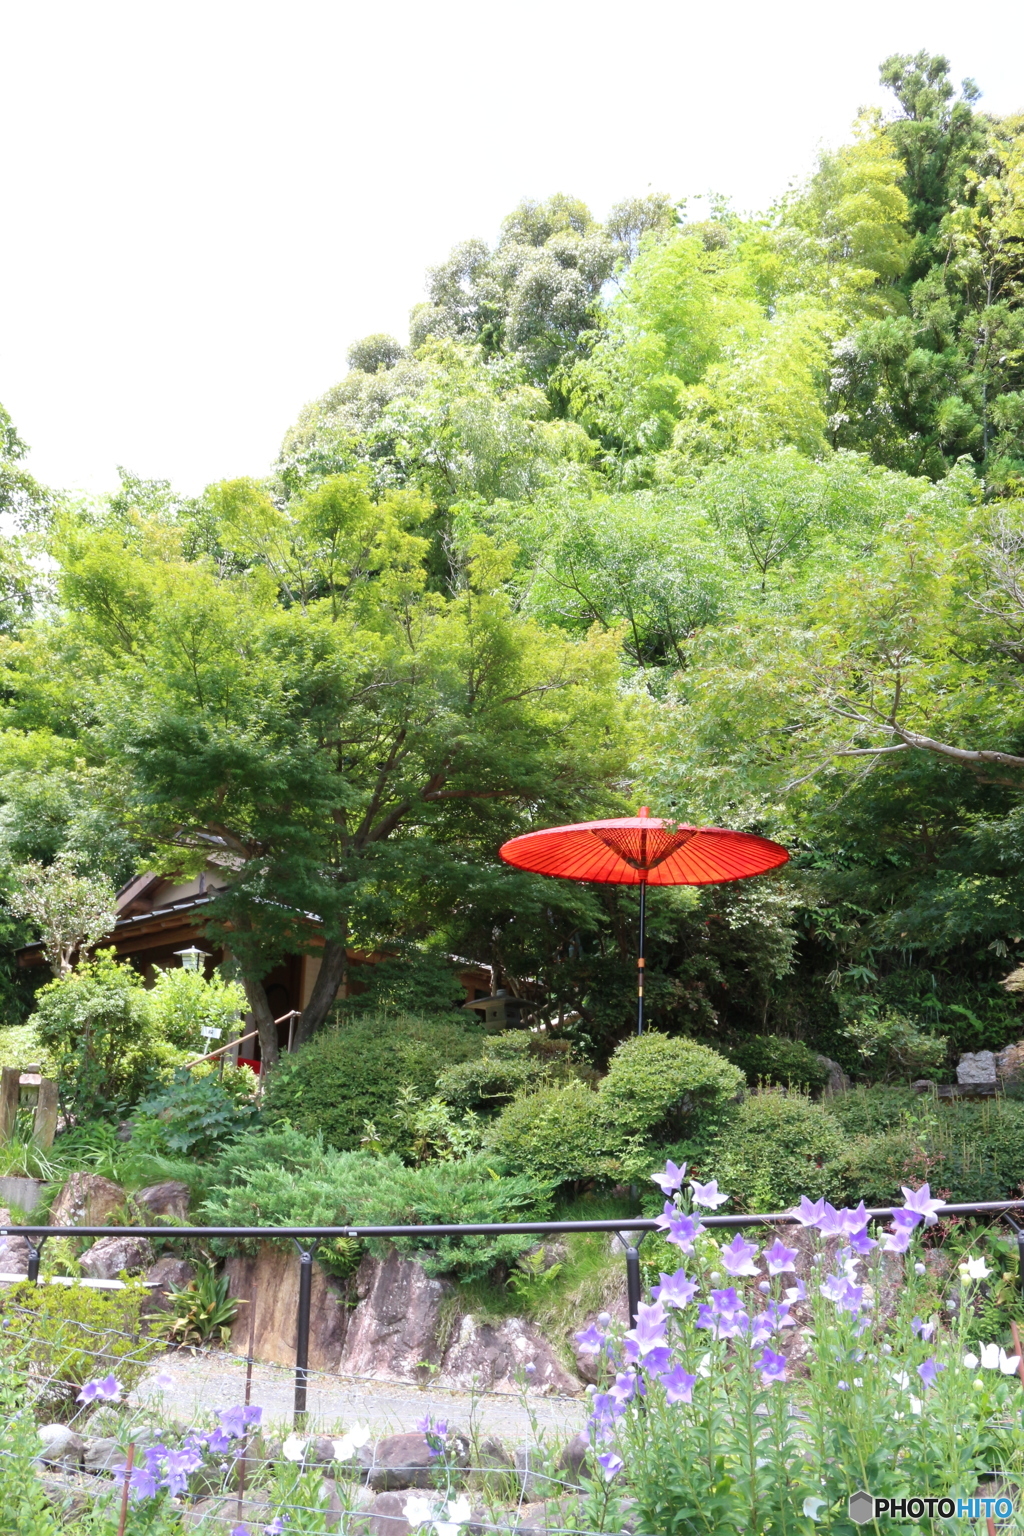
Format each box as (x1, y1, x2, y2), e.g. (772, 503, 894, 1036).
(200, 1026, 223, 1041)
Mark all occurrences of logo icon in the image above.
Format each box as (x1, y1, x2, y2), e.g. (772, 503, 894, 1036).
(849, 1490, 874, 1525)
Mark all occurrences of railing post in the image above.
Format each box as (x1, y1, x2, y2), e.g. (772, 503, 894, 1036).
(619, 1231, 646, 1328)
(293, 1244, 314, 1428)
(26, 1238, 44, 1284)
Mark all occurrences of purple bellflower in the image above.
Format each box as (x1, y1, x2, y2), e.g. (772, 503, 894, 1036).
(756, 1348, 787, 1384)
(789, 1197, 825, 1226)
(690, 1179, 729, 1209)
(654, 1203, 703, 1253)
(911, 1317, 936, 1342)
(652, 1268, 699, 1308)
(763, 1238, 798, 1275)
(574, 1324, 606, 1355)
(901, 1184, 945, 1227)
(77, 1374, 120, 1405)
(720, 1233, 760, 1277)
(658, 1363, 696, 1403)
(917, 1357, 945, 1388)
(651, 1159, 687, 1195)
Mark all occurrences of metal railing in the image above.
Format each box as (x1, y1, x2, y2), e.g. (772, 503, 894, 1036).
(5, 1197, 1024, 1428)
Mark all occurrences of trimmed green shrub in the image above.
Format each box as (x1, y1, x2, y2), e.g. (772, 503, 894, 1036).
(29, 950, 158, 1119)
(828, 1085, 922, 1137)
(599, 1031, 744, 1143)
(711, 1089, 844, 1211)
(145, 966, 246, 1052)
(341, 951, 467, 1016)
(435, 1030, 571, 1115)
(829, 1098, 1024, 1206)
(486, 1081, 620, 1184)
(262, 1012, 485, 1152)
(725, 1034, 828, 1091)
(203, 1129, 550, 1278)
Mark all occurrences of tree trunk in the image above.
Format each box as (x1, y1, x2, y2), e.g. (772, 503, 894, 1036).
(243, 975, 279, 1070)
(293, 935, 348, 1047)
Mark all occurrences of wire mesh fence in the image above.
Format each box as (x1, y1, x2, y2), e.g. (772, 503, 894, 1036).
(4, 1199, 1024, 1533)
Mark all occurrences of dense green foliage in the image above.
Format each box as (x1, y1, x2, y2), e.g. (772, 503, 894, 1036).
(202, 1126, 550, 1278)
(261, 1012, 486, 1151)
(711, 1090, 846, 1211)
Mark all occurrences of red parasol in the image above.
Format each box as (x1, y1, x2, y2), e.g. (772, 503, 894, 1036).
(500, 808, 789, 1034)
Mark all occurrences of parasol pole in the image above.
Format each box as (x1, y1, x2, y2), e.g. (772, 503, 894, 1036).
(637, 876, 646, 1035)
(637, 809, 649, 1035)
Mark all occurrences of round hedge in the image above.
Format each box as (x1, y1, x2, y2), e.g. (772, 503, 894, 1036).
(262, 1012, 485, 1152)
(711, 1089, 844, 1211)
(599, 1031, 744, 1141)
(486, 1081, 617, 1184)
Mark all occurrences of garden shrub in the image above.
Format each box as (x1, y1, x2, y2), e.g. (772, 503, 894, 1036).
(829, 1098, 1024, 1206)
(599, 1031, 744, 1143)
(340, 951, 467, 1016)
(144, 965, 247, 1052)
(725, 1033, 828, 1091)
(133, 1067, 259, 1158)
(486, 1081, 621, 1184)
(29, 950, 158, 1119)
(828, 1084, 922, 1137)
(435, 1030, 570, 1115)
(0, 1277, 162, 1416)
(203, 1129, 550, 1278)
(711, 1088, 844, 1211)
(261, 1011, 486, 1152)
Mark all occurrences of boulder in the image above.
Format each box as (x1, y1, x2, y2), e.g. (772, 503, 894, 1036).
(80, 1234, 154, 1279)
(339, 1249, 452, 1380)
(49, 1172, 126, 1229)
(467, 1435, 514, 1492)
(516, 1242, 567, 1274)
(350, 1490, 419, 1535)
(36, 1468, 116, 1519)
(368, 1431, 448, 1491)
(144, 1255, 195, 1309)
(134, 1181, 190, 1222)
(0, 1206, 30, 1276)
(558, 1430, 591, 1485)
(912, 1079, 937, 1094)
(956, 1050, 997, 1086)
(514, 1448, 559, 1501)
(225, 1243, 350, 1371)
(83, 1436, 127, 1473)
(37, 1424, 84, 1467)
(442, 1313, 581, 1395)
(996, 1041, 1024, 1083)
(816, 1055, 851, 1094)
(183, 1491, 272, 1530)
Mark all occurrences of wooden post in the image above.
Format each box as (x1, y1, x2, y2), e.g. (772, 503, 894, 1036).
(33, 1080, 58, 1150)
(0, 1068, 19, 1142)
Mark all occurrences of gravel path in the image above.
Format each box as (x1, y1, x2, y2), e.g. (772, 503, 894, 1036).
(131, 1351, 587, 1446)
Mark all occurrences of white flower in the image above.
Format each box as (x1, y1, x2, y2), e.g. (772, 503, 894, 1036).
(914, 1262, 926, 1276)
(909, 1395, 923, 1415)
(282, 1433, 307, 1462)
(963, 1352, 979, 1370)
(435, 1494, 472, 1535)
(333, 1423, 371, 1460)
(697, 1352, 713, 1378)
(980, 1343, 1001, 1370)
(404, 1495, 438, 1528)
(892, 1370, 911, 1389)
(1000, 1349, 1021, 1376)
(803, 1496, 827, 1520)
(960, 1256, 990, 1280)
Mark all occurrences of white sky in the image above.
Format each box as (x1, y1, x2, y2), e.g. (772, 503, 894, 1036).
(3, 0, 1024, 497)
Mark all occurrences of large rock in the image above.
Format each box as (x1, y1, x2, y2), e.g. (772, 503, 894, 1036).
(957, 1050, 997, 1086)
(134, 1181, 190, 1223)
(83, 1436, 127, 1473)
(0, 1175, 47, 1214)
(80, 1234, 154, 1279)
(996, 1041, 1024, 1083)
(37, 1424, 84, 1468)
(558, 1430, 591, 1485)
(225, 1243, 350, 1371)
(368, 1431, 445, 1492)
(350, 1491, 419, 1535)
(816, 1055, 851, 1094)
(183, 1491, 271, 1530)
(49, 1172, 126, 1229)
(442, 1313, 581, 1395)
(339, 1249, 451, 1379)
(144, 1256, 195, 1310)
(0, 1206, 30, 1276)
